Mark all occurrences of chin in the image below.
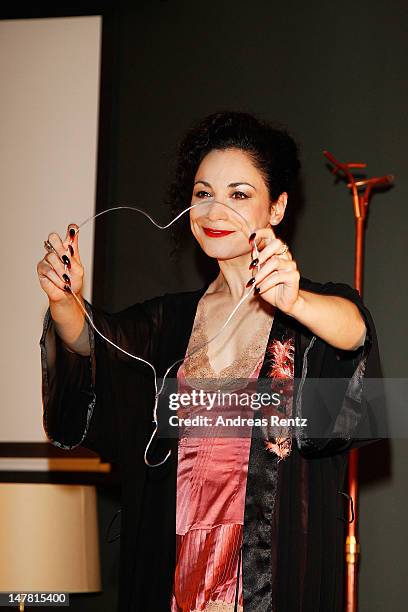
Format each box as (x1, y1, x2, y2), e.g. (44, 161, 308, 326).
(197, 240, 247, 261)
(192, 228, 248, 259)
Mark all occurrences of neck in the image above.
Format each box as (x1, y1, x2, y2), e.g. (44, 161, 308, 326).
(210, 252, 250, 295)
(206, 253, 269, 312)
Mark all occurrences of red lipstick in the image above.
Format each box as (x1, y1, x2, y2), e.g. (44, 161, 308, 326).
(202, 226, 236, 238)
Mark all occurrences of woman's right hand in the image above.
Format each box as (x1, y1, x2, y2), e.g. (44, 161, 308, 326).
(37, 224, 84, 303)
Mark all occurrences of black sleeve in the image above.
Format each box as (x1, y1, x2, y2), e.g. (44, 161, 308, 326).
(39, 296, 162, 463)
(295, 280, 385, 459)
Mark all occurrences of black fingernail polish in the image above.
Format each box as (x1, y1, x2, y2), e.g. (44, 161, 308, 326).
(254, 286, 261, 295)
(249, 232, 256, 243)
(64, 285, 71, 292)
(69, 228, 76, 238)
(68, 245, 74, 256)
(249, 258, 259, 269)
(246, 277, 256, 287)
(61, 255, 71, 268)
(62, 273, 71, 284)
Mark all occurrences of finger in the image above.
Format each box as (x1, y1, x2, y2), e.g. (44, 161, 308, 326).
(253, 257, 296, 285)
(44, 252, 72, 287)
(38, 260, 69, 292)
(252, 239, 292, 267)
(44, 239, 80, 280)
(250, 226, 277, 242)
(250, 226, 276, 255)
(256, 269, 300, 295)
(44, 251, 64, 275)
(45, 233, 75, 273)
(63, 223, 81, 262)
(47, 232, 66, 260)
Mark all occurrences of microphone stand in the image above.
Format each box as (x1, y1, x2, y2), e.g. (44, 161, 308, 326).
(323, 150, 393, 612)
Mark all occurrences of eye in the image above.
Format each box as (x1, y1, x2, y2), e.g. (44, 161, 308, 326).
(232, 191, 248, 199)
(195, 190, 212, 198)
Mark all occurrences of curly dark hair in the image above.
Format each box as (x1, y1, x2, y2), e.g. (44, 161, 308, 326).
(164, 110, 301, 259)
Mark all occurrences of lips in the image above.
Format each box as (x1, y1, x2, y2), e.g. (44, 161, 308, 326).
(202, 227, 236, 237)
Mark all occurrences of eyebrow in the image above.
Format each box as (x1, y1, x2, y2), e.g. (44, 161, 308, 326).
(194, 180, 257, 190)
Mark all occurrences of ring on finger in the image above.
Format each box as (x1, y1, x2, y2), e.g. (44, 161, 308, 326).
(276, 243, 289, 256)
(44, 240, 58, 256)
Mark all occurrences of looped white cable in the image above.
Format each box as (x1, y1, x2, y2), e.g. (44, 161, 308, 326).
(63, 199, 262, 467)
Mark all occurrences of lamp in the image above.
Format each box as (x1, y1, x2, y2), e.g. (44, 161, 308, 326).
(0, 483, 101, 610)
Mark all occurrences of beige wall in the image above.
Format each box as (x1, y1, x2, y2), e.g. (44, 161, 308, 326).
(0, 16, 101, 442)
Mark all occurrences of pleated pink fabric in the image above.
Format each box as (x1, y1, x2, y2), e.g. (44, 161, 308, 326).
(171, 357, 264, 612)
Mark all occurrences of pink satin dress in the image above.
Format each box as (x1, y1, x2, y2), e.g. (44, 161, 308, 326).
(170, 298, 272, 612)
(170, 358, 263, 612)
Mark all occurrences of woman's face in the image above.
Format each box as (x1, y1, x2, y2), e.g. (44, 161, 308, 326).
(190, 148, 282, 261)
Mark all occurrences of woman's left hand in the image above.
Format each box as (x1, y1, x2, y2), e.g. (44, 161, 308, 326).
(249, 227, 300, 316)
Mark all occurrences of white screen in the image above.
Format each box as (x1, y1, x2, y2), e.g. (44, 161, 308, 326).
(0, 16, 101, 443)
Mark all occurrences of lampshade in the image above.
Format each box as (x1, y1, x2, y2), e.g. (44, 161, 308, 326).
(0, 483, 101, 593)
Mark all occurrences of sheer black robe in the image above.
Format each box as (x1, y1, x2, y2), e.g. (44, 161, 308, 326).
(39, 275, 382, 611)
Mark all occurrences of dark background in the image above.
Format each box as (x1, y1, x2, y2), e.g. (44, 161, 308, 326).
(2, 1, 407, 610)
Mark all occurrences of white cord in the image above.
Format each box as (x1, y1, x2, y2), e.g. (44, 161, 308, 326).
(64, 199, 261, 466)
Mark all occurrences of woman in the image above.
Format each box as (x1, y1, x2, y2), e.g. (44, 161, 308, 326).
(37, 111, 381, 612)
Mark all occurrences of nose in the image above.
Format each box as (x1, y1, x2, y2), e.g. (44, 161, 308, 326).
(206, 199, 228, 221)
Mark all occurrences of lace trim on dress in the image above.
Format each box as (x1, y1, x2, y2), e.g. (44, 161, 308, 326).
(191, 602, 243, 612)
(181, 297, 273, 391)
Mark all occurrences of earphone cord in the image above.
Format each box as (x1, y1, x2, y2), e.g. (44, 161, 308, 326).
(64, 201, 261, 467)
